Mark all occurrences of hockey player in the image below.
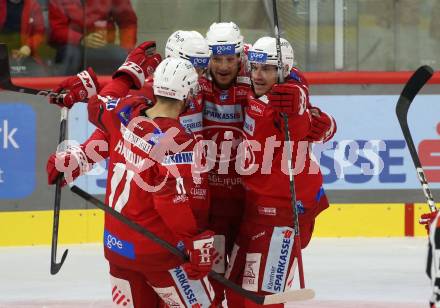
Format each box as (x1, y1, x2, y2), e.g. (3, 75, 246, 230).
(224, 37, 334, 308)
(46, 41, 162, 186)
(201, 21, 251, 305)
(71, 57, 216, 307)
(47, 31, 211, 186)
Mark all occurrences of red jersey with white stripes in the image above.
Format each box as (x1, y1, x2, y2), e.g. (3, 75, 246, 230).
(200, 77, 250, 199)
(87, 94, 209, 268)
(242, 78, 323, 204)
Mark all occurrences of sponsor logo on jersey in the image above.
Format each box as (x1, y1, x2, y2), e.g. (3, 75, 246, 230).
(262, 227, 294, 293)
(248, 101, 265, 117)
(248, 50, 268, 63)
(120, 125, 153, 154)
(104, 230, 135, 259)
(179, 113, 203, 133)
(220, 90, 229, 101)
(191, 187, 208, 199)
(114, 140, 146, 169)
(153, 286, 185, 307)
(243, 113, 255, 136)
(257, 206, 276, 216)
(162, 151, 194, 165)
(203, 101, 243, 123)
(211, 44, 235, 55)
(173, 194, 189, 204)
(251, 231, 266, 241)
(242, 253, 261, 292)
(208, 173, 242, 188)
(189, 56, 209, 68)
(169, 266, 211, 307)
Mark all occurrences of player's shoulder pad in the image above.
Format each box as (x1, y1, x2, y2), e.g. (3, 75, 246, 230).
(288, 67, 309, 86)
(116, 95, 152, 126)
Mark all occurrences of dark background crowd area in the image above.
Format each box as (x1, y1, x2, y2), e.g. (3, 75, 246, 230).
(2, 0, 440, 77)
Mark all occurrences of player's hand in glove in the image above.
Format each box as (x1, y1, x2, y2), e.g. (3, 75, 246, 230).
(46, 145, 91, 186)
(112, 41, 162, 89)
(420, 210, 439, 234)
(268, 83, 307, 115)
(182, 230, 216, 280)
(305, 107, 337, 142)
(49, 67, 100, 108)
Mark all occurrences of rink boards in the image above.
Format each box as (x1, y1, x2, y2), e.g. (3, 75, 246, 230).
(0, 203, 430, 246)
(1, 73, 440, 246)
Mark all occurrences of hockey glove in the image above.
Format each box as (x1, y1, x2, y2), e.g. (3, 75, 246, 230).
(50, 67, 100, 108)
(305, 107, 337, 142)
(182, 230, 216, 280)
(112, 41, 162, 89)
(268, 83, 307, 115)
(420, 210, 439, 233)
(46, 145, 91, 186)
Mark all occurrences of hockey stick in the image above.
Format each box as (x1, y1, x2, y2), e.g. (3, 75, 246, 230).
(0, 43, 63, 100)
(272, 0, 306, 289)
(70, 185, 315, 304)
(0, 43, 69, 273)
(395, 65, 437, 213)
(50, 107, 69, 275)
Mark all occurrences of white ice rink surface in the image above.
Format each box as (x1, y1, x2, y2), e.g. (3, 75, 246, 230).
(0, 238, 431, 308)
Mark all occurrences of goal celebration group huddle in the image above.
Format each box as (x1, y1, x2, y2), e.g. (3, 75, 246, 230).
(45, 21, 337, 308)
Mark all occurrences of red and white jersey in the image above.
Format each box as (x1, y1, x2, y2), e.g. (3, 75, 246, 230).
(242, 78, 323, 206)
(135, 77, 204, 137)
(288, 67, 337, 143)
(87, 94, 209, 267)
(200, 77, 250, 199)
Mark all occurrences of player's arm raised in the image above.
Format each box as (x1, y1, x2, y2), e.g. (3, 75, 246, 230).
(268, 82, 311, 140)
(86, 41, 161, 130)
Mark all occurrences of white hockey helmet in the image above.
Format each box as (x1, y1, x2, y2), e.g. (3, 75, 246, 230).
(206, 22, 244, 56)
(248, 36, 295, 74)
(165, 30, 210, 68)
(153, 58, 198, 101)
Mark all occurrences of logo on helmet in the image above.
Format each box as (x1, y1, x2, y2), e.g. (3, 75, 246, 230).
(212, 44, 235, 55)
(248, 51, 268, 63)
(189, 56, 209, 68)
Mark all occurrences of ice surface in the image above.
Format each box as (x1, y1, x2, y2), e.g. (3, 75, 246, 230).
(0, 238, 430, 307)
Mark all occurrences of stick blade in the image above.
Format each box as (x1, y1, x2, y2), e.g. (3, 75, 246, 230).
(263, 288, 315, 305)
(396, 65, 434, 120)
